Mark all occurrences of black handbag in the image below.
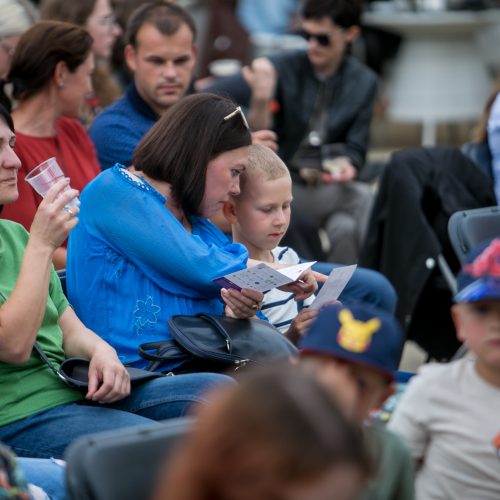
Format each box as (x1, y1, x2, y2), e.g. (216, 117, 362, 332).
(34, 342, 165, 391)
(138, 313, 297, 373)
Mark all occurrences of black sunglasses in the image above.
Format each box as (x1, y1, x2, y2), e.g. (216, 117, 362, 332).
(299, 30, 332, 47)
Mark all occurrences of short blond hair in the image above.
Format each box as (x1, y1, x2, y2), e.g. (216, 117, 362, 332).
(240, 144, 290, 193)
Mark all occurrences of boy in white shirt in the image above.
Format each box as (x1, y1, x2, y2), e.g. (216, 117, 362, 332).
(222, 144, 317, 343)
(389, 238, 500, 499)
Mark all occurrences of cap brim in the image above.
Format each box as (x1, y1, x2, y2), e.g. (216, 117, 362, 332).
(300, 348, 395, 382)
(454, 278, 500, 303)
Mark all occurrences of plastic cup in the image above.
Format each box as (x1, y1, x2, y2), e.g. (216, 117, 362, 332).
(208, 58, 242, 78)
(321, 143, 347, 176)
(25, 157, 79, 207)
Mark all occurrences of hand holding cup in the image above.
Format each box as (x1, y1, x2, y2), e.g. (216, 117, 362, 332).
(29, 178, 80, 250)
(25, 157, 80, 208)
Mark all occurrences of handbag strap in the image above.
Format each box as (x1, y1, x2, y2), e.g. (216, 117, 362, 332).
(195, 313, 232, 353)
(137, 340, 183, 362)
(33, 342, 71, 385)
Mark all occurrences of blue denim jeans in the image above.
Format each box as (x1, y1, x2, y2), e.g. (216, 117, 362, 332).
(311, 261, 397, 314)
(18, 457, 67, 500)
(0, 372, 230, 459)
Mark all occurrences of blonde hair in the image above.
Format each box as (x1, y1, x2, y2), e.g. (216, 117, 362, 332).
(239, 144, 290, 193)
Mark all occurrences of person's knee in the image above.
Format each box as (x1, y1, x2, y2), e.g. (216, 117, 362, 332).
(325, 212, 356, 238)
(340, 267, 397, 314)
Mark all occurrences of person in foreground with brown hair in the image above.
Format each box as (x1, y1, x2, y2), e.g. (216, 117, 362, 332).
(154, 364, 371, 500)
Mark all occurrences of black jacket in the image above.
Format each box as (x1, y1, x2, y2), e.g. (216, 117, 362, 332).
(360, 146, 496, 329)
(204, 52, 378, 170)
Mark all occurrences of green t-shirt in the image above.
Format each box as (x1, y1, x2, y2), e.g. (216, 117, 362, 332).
(362, 423, 415, 500)
(0, 221, 82, 427)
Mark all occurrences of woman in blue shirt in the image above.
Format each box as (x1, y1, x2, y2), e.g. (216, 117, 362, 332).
(67, 93, 316, 368)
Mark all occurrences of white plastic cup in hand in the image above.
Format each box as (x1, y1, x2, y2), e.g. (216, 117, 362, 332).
(321, 143, 346, 177)
(25, 157, 80, 208)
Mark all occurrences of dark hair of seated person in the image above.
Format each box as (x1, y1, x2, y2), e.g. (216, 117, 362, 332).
(0, 103, 14, 214)
(0, 103, 14, 132)
(125, 0, 197, 47)
(132, 93, 252, 217)
(302, 0, 362, 28)
(0, 20, 92, 108)
(40, 0, 96, 26)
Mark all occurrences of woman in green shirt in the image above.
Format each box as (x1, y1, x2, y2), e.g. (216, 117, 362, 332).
(0, 103, 230, 458)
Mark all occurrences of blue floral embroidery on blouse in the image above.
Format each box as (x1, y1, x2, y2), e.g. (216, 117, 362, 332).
(134, 296, 161, 335)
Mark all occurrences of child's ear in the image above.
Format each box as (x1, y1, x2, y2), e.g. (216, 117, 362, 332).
(451, 304, 467, 343)
(372, 384, 395, 411)
(222, 200, 238, 223)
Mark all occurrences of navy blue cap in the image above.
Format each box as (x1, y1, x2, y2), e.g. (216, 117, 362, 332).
(455, 239, 500, 303)
(298, 302, 404, 381)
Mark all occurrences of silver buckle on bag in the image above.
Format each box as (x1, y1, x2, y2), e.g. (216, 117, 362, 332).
(234, 359, 249, 371)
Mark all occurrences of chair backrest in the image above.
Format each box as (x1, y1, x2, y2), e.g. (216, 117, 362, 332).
(56, 268, 67, 296)
(65, 417, 193, 500)
(448, 206, 500, 263)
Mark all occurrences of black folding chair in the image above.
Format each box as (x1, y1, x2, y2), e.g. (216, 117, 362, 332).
(448, 206, 500, 263)
(448, 205, 500, 359)
(65, 418, 193, 500)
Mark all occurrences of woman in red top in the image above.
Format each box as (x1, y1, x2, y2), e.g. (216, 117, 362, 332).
(0, 21, 101, 268)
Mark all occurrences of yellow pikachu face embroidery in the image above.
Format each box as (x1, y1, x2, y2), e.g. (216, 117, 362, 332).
(337, 309, 381, 353)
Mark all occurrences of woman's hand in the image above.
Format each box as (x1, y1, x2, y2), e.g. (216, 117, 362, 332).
(86, 342, 131, 403)
(29, 178, 79, 251)
(221, 287, 264, 319)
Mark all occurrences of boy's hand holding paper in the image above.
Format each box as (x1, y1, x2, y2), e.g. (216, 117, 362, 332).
(310, 264, 357, 309)
(215, 263, 356, 307)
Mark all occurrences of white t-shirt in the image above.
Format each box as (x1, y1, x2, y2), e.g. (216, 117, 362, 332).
(388, 357, 500, 500)
(261, 246, 314, 333)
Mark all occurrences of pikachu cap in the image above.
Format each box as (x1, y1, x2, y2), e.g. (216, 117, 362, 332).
(299, 302, 404, 381)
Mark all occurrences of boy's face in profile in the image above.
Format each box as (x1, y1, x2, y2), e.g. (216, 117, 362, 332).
(301, 356, 393, 424)
(452, 300, 500, 373)
(227, 173, 293, 255)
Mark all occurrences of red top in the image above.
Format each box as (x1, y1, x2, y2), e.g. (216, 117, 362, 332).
(2, 117, 101, 233)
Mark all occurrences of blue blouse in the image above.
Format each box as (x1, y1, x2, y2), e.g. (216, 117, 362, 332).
(66, 165, 248, 367)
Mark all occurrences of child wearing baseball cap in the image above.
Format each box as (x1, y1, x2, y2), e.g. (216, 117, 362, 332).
(298, 301, 415, 500)
(389, 238, 500, 499)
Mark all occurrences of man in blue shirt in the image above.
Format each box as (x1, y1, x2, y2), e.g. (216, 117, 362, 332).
(90, 2, 197, 170)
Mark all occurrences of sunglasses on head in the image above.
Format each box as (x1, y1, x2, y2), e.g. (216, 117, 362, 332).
(223, 106, 250, 130)
(299, 30, 332, 47)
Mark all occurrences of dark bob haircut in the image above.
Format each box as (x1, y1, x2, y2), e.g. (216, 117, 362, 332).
(4, 21, 93, 103)
(133, 93, 252, 216)
(0, 103, 14, 213)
